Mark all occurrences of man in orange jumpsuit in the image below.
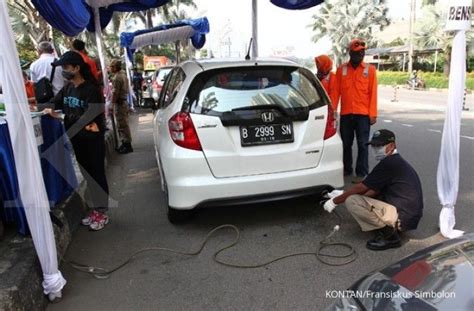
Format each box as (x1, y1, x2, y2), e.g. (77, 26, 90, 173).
(333, 39, 378, 183)
(314, 54, 337, 108)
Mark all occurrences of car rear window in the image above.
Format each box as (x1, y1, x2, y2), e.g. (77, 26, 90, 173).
(185, 66, 328, 115)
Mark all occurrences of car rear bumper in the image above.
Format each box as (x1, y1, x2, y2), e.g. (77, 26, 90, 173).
(163, 136, 343, 209)
(194, 185, 333, 208)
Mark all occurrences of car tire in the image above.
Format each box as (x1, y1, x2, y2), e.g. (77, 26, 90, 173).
(167, 206, 195, 224)
(162, 174, 195, 224)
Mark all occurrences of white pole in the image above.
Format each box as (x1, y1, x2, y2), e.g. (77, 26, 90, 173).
(434, 50, 438, 73)
(402, 53, 406, 72)
(93, 8, 119, 148)
(123, 48, 135, 109)
(251, 0, 258, 58)
(93, 8, 109, 94)
(408, 0, 416, 73)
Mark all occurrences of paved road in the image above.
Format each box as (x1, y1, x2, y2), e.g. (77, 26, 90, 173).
(48, 88, 474, 311)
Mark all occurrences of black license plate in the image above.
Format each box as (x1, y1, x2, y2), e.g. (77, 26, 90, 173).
(240, 123, 294, 146)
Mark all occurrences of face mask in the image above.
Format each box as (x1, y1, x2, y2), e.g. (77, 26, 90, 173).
(349, 51, 365, 67)
(316, 72, 327, 80)
(372, 146, 387, 161)
(62, 70, 76, 80)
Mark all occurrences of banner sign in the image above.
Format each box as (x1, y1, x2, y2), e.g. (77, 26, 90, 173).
(445, 0, 472, 31)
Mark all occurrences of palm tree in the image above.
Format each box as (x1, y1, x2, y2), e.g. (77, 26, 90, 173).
(8, 0, 51, 46)
(414, 4, 473, 76)
(310, 0, 390, 66)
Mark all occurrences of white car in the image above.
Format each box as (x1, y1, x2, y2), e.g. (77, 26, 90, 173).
(153, 58, 343, 223)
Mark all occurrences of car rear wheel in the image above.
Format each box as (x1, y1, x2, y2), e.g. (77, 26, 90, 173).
(167, 206, 195, 224)
(162, 175, 195, 224)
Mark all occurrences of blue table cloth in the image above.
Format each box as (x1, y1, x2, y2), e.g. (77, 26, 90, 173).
(40, 115, 78, 206)
(0, 115, 78, 235)
(0, 120, 28, 235)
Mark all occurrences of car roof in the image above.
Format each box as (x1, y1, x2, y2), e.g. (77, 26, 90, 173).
(180, 57, 301, 73)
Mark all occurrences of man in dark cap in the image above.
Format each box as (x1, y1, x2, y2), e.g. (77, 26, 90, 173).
(72, 39, 99, 81)
(323, 129, 424, 250)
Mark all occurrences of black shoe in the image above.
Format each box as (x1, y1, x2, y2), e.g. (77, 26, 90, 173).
(366, 226, 401, 251)
(117, 143, 133, 154)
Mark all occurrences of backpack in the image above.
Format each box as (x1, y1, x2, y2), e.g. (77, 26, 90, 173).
(34, 65, 56, 103)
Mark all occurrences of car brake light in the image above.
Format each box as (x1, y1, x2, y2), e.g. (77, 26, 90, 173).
(169, 112, 202, 151)
(324, 104, 337, 140)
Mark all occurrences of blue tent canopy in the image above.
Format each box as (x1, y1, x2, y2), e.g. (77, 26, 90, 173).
(120, 17, 210, 61)
(270, 0, 324, 10)
(32, 0, 324, 37)
(31, 0, 171, 36)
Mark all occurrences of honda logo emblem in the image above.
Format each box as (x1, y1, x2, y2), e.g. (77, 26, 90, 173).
(261, 112, 275, 123)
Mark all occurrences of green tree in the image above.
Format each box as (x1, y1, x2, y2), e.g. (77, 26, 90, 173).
(386, 37, 406, 47)
(422, 0, 437, 6)
(310, 0, 390, 66)
(7, 0, 51, 46)
(414, 4, 473, 76)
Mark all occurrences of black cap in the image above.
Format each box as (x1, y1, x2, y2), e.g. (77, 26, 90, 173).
(367, 129, 396, 146)
(52, 51, 85, 67)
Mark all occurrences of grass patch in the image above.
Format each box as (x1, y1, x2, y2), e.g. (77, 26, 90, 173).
(377, 71, 474, 90)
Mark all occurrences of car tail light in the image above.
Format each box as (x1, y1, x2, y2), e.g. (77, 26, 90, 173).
(324, 104, 337, 140)
(168, 112, 202, 151)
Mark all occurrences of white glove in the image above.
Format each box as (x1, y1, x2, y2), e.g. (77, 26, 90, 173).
(323, 198, 337, 213)
(326, 189, 344, 199)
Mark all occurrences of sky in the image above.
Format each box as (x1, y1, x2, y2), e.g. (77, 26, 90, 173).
(190, 0, 446, 59)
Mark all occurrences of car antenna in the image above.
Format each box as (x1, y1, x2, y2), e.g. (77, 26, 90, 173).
(245, 38, 253, 60)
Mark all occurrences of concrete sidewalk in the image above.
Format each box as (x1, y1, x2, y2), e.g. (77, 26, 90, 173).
(0, 126, 116, 311)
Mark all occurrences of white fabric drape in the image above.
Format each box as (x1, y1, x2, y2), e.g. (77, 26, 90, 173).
(0, 0, 65, 298)
(437, 30, 467, 239)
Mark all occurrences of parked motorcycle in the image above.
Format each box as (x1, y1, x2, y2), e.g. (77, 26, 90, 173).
(406, 71, 425, 90)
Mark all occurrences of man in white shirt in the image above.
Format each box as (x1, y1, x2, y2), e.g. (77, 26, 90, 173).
(30, 41, 64, 95)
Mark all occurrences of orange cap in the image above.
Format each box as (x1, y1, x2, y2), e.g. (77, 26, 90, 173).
(349, 39, 366, 52)
(314, 55, 333, 73)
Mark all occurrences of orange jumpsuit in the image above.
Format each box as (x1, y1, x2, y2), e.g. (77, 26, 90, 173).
(332, 62, 377, 118)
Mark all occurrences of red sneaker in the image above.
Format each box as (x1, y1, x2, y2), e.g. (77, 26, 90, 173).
(89, 212, 109, 231)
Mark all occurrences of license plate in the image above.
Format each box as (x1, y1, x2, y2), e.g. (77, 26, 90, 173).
(240, 123, 294, 146)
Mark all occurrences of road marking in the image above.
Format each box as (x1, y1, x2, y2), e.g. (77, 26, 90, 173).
(383, 119, 393, 123)
(402, 124, 414, 127)
(428, 129, 442, 133)
(461, 135, 474, 140)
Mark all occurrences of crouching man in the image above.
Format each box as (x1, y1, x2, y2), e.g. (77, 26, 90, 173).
(324, 129, 423, 250)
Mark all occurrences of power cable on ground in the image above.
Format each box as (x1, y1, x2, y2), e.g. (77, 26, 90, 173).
(64, 210, 357, 279)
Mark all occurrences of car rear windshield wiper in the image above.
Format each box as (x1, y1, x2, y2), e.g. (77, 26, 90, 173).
(232, 104, 289, 116)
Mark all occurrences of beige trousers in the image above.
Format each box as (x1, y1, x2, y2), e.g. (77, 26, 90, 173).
(345, 195, 399, 232)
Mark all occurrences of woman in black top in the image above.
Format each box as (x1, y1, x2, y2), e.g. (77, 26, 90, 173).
(46, 51, 109, 231)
